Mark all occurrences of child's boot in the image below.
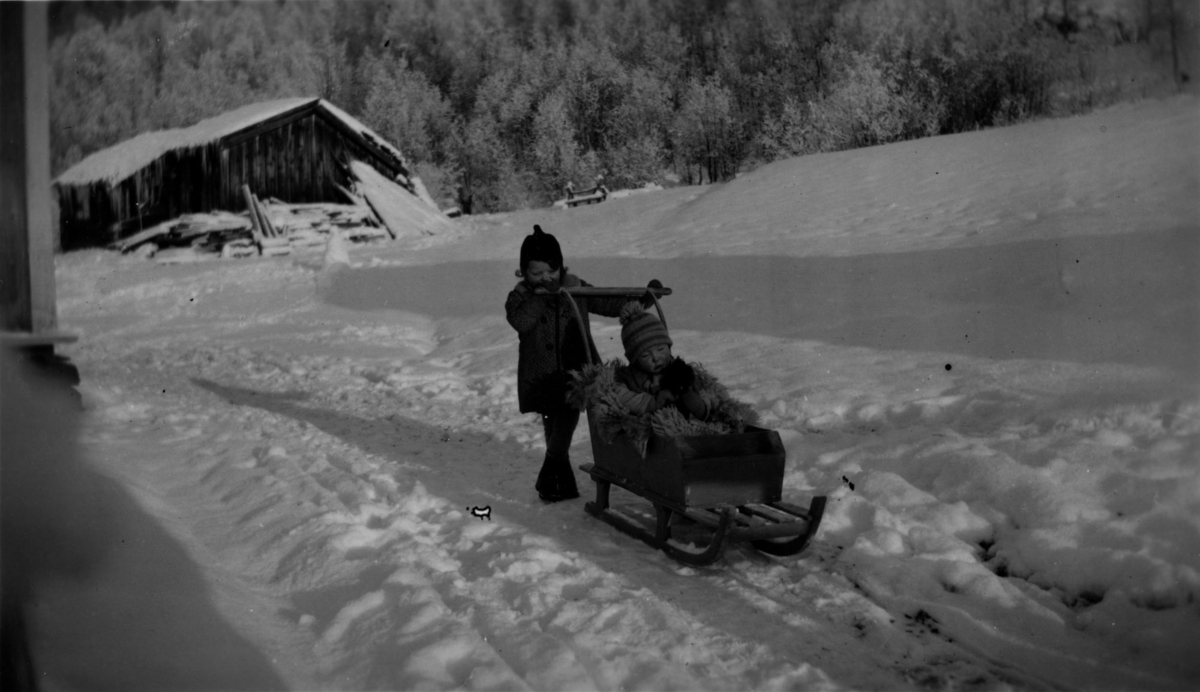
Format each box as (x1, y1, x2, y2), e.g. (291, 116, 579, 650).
(556, 453, 580, 499)
(535, 455, 558, 501)
(536, 454, 569, 502)
(536, 453, 579, 502)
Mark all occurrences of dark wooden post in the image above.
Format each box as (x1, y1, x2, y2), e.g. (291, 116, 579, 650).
(1, 2, 61, 338)
(2, 8, 79, 689)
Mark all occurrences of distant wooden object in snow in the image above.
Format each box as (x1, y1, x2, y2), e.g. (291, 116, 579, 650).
(241, 185, 290, 256)
(334, 182, 363, 206)
(241, 185, 266, 245)
(349, 160, 455, 239)
(221, 239, 258, 259)
(113, 211, 252, 254)
(260, 238, 291, 256)
(565, 184, 608, 208)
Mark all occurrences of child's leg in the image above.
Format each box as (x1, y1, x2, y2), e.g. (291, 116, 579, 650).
(543, 407, 580, 459)
(537, 407, 581, 500)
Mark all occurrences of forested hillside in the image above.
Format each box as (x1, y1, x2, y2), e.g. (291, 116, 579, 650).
(49, 0, 1187, 213)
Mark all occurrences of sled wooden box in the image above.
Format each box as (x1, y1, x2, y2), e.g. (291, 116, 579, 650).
(586, 411, 785, 509)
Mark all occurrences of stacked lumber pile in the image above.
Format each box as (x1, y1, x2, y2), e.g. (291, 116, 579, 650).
(257, 202, 381, 247)
(114, 195, 391, 261)
(243, 185, 291, 257)
(114, 159, 453, 262)
(115, 211, 252, 256)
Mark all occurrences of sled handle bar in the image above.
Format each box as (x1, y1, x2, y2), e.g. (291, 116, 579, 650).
(556, 287, 672, 298)
(557, 286, 669, 368)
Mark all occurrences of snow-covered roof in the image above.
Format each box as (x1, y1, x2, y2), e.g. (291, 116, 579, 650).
(319, 100, 409, 173)
(54, 98, 407, 187)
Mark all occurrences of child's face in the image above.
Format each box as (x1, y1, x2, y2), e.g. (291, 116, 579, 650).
(635, 344, 672, 374)
(525, 261, 561, 290)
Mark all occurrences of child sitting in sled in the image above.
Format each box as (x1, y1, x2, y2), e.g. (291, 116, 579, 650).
(567, 302, 759, 457)
(611, 302, 710, 420)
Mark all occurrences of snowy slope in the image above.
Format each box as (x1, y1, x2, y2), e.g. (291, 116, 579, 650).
(32, 95, 1200, 690)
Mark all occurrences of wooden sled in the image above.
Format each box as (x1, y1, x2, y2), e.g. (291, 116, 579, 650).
(559, 287, 826, 567)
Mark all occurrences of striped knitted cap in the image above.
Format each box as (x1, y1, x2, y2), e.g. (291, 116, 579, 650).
(619, 302, 672, 363)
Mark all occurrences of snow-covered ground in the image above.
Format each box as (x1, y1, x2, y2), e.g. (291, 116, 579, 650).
(24, 95, 1199, 690)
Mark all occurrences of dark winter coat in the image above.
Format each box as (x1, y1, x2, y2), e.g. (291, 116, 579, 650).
(506, 273, 625, 414)
(613, 359, 710, 419)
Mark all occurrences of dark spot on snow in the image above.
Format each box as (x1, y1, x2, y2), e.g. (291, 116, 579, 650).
(906, 609, 941, 634)
(841, 475, 855, 491)
(944, 363, 952, 371)
(1069, 590, 1105, 608)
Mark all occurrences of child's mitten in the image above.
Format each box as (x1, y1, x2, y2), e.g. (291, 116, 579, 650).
(640, 279, 664, 308)
(679, 389, 709, 420)
(660, 357, 695, 396)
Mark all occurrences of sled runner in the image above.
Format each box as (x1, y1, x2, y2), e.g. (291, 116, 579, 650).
(559, 286, 826, 567)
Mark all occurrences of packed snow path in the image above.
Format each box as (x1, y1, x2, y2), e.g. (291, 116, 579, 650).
(32, 96, 1200, 690)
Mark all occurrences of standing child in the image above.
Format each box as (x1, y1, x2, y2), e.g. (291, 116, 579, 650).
(506, 226, 627, 502)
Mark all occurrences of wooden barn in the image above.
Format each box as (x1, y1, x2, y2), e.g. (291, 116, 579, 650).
(53, 97, 435, 250)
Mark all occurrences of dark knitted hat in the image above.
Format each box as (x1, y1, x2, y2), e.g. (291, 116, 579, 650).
(520, 225, 563, 271)
(619, 302, 672, 363)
